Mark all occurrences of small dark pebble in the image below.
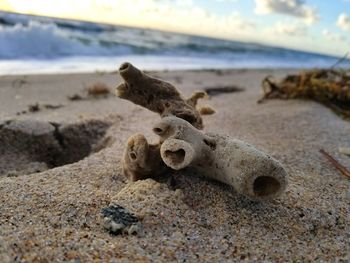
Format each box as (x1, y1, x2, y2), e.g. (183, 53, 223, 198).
(101, 204, 140, 235)
(43, 104, 64, 109)
(28, 103, 40, 112)
(101, 204, 139, 225)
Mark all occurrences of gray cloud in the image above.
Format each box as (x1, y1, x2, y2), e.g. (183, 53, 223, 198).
(255, 0, 319, 24)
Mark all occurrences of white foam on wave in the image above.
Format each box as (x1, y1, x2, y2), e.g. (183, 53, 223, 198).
(0, 55, 233, 75)
(0, 12, 348, 74)
(0, 21, 131, 59)
(0, 55, 342, 75)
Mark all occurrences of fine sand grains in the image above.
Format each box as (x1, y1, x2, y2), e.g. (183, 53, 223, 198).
(0, 69, 349, 262)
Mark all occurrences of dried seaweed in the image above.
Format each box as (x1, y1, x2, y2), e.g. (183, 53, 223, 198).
(87, 82, 111, 97)
(259, 69, 350, 119)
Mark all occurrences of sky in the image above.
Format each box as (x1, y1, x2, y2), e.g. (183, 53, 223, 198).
(0, 0, 349, 57)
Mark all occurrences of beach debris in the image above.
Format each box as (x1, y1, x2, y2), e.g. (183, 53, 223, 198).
(26, 103, 63, 114)
(116, 62, 214, 130)
(338, 147, 350, 156)
(320, 149, 350, 179)
(154, 116, 288, 201)
(258, 69, 350, 119)
(28, 103, 40, 112)
(67, 94, 84, 101)
(68, 83, 111, 101)
(204, 85, 245, 97)
(101, 204, 141, 235)
(43, 103, 64, 110)
(116, 62, 214, 181)
(122, 133, 167, 182)
(116, 62, 288, 200)
(198, 106, 216, 115)
(87, 82, 111, 97)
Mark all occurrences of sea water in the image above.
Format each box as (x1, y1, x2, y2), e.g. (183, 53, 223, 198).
(0, 11, 349, 75)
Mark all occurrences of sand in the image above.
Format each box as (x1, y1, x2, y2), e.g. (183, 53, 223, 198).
(0, 68, 349, 262)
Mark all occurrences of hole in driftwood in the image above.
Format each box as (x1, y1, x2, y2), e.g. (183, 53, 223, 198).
(253, 176, 280, 197)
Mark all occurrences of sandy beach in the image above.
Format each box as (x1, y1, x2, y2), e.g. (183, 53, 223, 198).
(0, 68, 349, 262)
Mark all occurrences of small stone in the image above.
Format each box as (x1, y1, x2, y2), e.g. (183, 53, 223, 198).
(101, 204, 141, 235)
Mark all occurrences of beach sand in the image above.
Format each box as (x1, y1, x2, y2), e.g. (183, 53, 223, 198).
(0, 68, 349, 262)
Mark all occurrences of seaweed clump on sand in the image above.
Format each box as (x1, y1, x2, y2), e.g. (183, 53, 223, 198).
(258, 69, 350, 119)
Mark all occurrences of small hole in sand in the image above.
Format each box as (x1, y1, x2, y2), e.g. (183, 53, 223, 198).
(119, 63, 130, 71)
(0, 119, 113, 177)
(129, 152, 137, 160)
(164, 149, 185, 165)
(253, 176, 280, 197)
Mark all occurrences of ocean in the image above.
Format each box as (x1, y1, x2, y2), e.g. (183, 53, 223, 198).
(0, 11, 349, 75)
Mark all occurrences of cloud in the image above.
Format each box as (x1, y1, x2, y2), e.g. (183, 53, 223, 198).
(214, 0, 238, 2)
(255, 0, 319, 24)
(160, 10, 257, 38)
(337, 13, 350, 31)
(175, 0, 193, 6)
(89, 0, 257, 40)
(268, 21, 308, 36)
(323, 29, 349, 43)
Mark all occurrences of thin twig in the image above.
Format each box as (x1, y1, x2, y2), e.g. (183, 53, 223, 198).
(320, 149, 350, 179)
(330, 52, 349, 70)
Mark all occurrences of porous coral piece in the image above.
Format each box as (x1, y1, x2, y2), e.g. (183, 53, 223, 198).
(116, 62, 214, 181)
(122, 133, 167, 182)
(153, 116, 288, 201)
(116, 62, 207, 129)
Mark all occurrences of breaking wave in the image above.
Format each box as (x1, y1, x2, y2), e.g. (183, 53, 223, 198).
(0, 11, 349, 73)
